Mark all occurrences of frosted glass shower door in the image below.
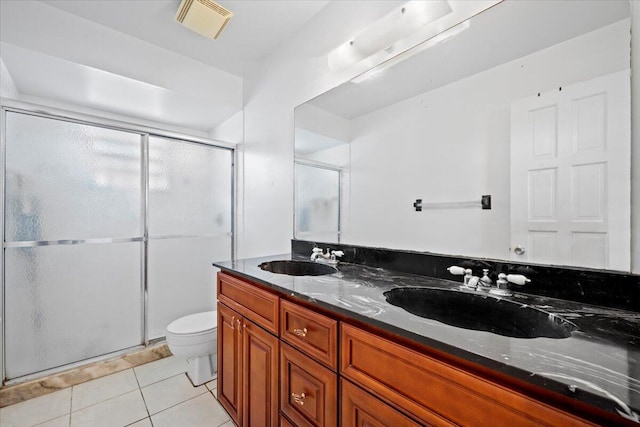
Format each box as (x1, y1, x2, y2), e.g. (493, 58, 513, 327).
(4, 112, 144, 379)
(147, 136, 232, 339)
(295, 163, 341, 242)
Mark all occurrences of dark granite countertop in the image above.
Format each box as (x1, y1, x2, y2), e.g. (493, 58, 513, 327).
(213, 254, 640, 423)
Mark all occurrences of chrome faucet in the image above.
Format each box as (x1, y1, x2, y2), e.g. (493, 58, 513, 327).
(489, 273, 531, 296)
(310, 247, 344, 265)
(310, 247, 325, 262)
(447, 266, 530, 296)
(477, 269, 493, 291)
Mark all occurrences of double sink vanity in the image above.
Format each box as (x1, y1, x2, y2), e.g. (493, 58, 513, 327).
(215, 1, 639, 425)
(213, 241, 640, 426)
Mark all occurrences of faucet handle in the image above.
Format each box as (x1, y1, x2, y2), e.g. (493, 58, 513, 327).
(506, 274, 531, 286)
(447, 266, 466, 275)
(312, 247, 323, 254)
(331, 250, 344, 257)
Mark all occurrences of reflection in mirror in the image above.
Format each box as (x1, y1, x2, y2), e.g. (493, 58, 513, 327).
(294, 0, 631, 271)
(294, 163, 341, 242)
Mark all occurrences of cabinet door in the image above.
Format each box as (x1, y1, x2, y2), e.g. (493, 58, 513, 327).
(280, 415, 297, 427)
(218, 303, 243, 426)
(243, 318, 279, 427)
(341, 323, 594, 427)
(341, 378, 422, 427)
(280, 343, 337, 427)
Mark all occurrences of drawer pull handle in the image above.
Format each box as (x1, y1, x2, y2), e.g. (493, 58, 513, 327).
(291, 392, 306, 405)
(293, 327, 308, 338)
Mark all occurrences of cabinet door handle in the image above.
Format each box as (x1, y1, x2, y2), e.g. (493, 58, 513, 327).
(292, 327, 308, 338)
(291, 392, 306, 406)
(236, 319, 242, 333)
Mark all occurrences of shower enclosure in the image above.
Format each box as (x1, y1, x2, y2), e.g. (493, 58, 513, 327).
(0, 107, 233, 383)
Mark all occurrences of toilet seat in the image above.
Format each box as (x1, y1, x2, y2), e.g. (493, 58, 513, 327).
(167, 311, 217, 336)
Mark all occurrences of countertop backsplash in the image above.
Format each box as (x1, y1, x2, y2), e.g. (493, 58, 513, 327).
(292, 239, 640, 312)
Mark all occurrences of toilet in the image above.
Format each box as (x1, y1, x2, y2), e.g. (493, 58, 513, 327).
(166, 311, 218, 386)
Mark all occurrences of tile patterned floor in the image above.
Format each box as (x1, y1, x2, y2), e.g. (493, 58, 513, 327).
(0, 356, 233, 427)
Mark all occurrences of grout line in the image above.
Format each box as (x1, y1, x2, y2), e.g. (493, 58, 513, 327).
(133, 366, 152, 420)
(69, 389, 141, 416)
(69, 370, 140, 414)
(68, 386, 73, 427)
(124, 415, 150, 427)
(132, 357, 190, 388)
(147, 390, 210, 418)
(144, 375, 209, 418)
(136, 369, 189, 389)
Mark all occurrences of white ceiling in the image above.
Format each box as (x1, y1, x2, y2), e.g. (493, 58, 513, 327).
(0, 0, 329, 134)
(38, 0, 330, 77)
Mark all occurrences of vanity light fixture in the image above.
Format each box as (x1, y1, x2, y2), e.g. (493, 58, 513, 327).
(328, 0, 453, 72)
(351, 20, 470, 83)
(175, 0, 233, 40)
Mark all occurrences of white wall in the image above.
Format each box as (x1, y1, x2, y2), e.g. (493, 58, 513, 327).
(210, 111, 244, 145)
(237, 1, 408, 258)
(0, 58, 17, 98)
(240, 1, 640, 273)
(295, 103, 351, 143)
(347, 20, 629, 259)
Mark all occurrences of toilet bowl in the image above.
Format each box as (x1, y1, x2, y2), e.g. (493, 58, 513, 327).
(166, 311, 217, 386)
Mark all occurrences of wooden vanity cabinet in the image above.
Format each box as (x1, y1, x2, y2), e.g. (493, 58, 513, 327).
(218, 272, 338, 427)
(280, 298, 339, 427)
(217, 274, 279, 427)
(217, 271, 608, 427)
(341, 378, 424, 427)
(280, 299, 338, 370)
(217, 303, 242, 424)
(340, 323, 596, 427)
(280, 343, 338, 427)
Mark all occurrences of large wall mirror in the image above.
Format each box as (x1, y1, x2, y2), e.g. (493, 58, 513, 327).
(294, 0, 632, 272)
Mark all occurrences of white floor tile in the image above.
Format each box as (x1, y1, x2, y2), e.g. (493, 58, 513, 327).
(141, 373, 207, 415)
(126, 418, 152, 427)
(34, 415, 70, 427)
(219, 421, 235, 427)
(134, 356, 188, 387)
(70, 389, 147, 427)
(0, 388, 71, 427)
(205, 379, 217, 391)
(151, 393, 230, 427)
(72, 369, 139, 411)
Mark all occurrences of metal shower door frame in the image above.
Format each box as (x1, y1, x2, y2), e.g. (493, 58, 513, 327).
(293, 158, 343, 243)
(0, 100, 235, 384)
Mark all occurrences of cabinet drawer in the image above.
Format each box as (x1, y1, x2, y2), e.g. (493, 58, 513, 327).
(218, 272, 279, 334)
(341, 378, 424, 427)
(280, 299, 338, 370)
(341, 323, 594, 427)
(280, 343, 337, 427)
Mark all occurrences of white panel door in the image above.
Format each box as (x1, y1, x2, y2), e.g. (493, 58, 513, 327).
(510, 70, 630, 270)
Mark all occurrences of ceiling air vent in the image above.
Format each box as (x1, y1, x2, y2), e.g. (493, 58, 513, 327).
(175, 0, 233, 40)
